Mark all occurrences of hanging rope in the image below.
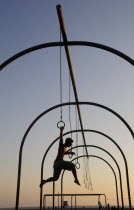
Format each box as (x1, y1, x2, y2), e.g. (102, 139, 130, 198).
(69, 71, 73, 138)
(68, 57, 73, 159)
(84, 152, 93, 191)
(60, 30, 62, 121)
(57, 30, 65, 129)
(75, 105, 80, 169)
(87, 159, 93, 191)
(82, 145, 93, 190)
(82, 135, 86, 186)
(83, 152, 86, 185)
(83, 148, 88, 188)
(86, 158, 93, 191)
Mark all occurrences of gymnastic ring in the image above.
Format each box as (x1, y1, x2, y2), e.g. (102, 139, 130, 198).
(75, 162, 80, 169)
(89, 181, 92, 186)
(57, 120, 65, 129)
(68, 154, 73, 159)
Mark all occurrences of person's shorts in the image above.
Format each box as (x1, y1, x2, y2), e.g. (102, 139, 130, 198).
(53, 160, 74, 178)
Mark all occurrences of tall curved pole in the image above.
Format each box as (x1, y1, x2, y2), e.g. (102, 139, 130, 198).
(40, 129, 130, 210)
(61, 155, 119, 209)
(68, 145, 124, 208)
(0, 41, 134, 71)
(15, 102, 133, 210)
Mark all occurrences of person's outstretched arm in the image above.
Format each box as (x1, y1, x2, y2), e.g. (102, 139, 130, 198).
(59, 126, 64, 148)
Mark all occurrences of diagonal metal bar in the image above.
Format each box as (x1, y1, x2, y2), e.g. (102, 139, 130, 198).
(56, 4, 89, 157)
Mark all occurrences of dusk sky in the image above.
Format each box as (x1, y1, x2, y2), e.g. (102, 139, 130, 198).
(0, 1, 134, 208)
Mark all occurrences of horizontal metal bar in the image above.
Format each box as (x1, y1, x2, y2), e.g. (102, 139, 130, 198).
(44, 194, 105, 196)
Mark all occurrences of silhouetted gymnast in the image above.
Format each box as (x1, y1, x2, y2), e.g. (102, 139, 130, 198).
(40, 126, 80, 187)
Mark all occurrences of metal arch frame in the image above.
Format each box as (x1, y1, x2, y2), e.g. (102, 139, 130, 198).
(0, 41, 134, 71)
(61, 155, 119, 209)
(41, 144, 122, 209)
(40, 129, 130, 210)
(15, 102, 133, 210)
(67, 145, 124, 208)
(0, 15, 133, 210)
(0, 27, 133, 210)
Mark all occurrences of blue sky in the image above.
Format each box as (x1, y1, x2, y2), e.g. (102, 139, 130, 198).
(0, 0, 134, 208)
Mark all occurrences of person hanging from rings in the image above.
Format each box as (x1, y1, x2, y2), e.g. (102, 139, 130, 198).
(40, 125, 80, 187)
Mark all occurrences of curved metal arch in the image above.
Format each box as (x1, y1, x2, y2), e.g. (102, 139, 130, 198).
(40, 144, 123, 209)
(61, 155, 119, 208)
(0, 41, 134, 71)
(40, 129, 131, 210)
(16, 102, 133, 210)
(67, 145, 123, 207)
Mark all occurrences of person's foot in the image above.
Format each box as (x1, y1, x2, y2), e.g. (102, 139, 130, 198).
(39, 180, 46, 188)
(74, 179, 80, 186)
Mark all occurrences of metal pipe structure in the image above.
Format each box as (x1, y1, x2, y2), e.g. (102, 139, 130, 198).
(67, 145, 124, 208)
(0, 5, 133, 210)
(43, 193, 106, 209)
(71, 195, 72, 210)
(0, 42, 134, 71)
(40, 128, 130, 210)
(61, 155, 119, 208)
(58, 192, 59, 210)
(75, 194, 76, 210)
(53, 181, 55, 210)
(14, 102, 133, 210)
(56, 4, 88, 157)
(41, 145, 123, 209)
(43, 195, 46, 210)
(104, 194, 107, 207)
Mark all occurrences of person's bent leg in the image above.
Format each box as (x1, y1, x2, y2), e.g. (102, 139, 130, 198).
(40, 167, 61, 188)
(40, 177, 55, 188)
(63, 161, 80, 186)
(72, 165, 80, 185)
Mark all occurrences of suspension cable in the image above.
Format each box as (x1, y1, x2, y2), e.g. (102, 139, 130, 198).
(75, 105, 78, 157)
(82, 146, 93, 190)
(87, 158, 93, 191)
(60, 30, 63, 121)
(75, 105, 80, 169)
(68, 57, 73, 159)
(83, 148, 86, 185)
(69, 71, 73, 138)
(68, 66, 73, 159)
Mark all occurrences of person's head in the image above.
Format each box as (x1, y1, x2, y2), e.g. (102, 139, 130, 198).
(65, 138, 73, 147)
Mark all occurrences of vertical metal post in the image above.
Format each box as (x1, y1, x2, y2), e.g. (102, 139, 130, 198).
(63, 196, 64, 207)
(58, 192, 59, 210)
(75, 195, 76, 210)
(43, 195, 46, 210)
(104, 195, 107, 207)
(53, 181, 55, 210)
(40, 184, 43, 210)
(61, 177, 63, 210)
(15, 143, 24, 210)
(71, 195, 72, 210)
